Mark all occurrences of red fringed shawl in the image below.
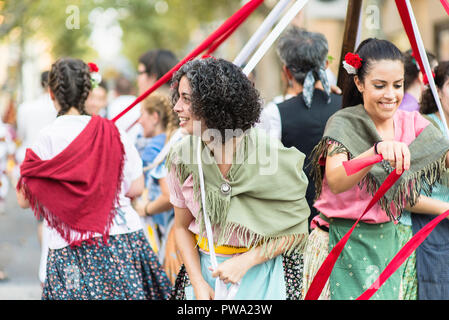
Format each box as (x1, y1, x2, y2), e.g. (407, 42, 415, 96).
(17, 115, 125, 246)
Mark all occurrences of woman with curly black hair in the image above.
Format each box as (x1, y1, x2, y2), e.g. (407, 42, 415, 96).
(166, 58, 311, 300)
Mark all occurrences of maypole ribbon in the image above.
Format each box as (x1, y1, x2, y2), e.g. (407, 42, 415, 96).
(202, 9, 250, 58)
(440, 0, 449, 16)
(395, 0, 449, 138)
(357, 207, 449, 300)
(305, 153, 449, 300)
(112, 0, 264, 123)
(304, 155, 402, 300)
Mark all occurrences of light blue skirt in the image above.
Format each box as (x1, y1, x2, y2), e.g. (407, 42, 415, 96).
(185, 251, 286, 300)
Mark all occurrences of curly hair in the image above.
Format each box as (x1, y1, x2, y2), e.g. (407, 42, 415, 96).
(420, 61, 449, 115)
(142, 92, 179, 140)
(171, 58, 262, 141)
(49, 58, 91, 116)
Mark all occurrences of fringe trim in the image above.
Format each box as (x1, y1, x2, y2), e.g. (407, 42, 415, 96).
(217, 221, 308, 258)
(309, 137, 350, 200)
(359, 152, 448, 221)
(165, 151, 230, 233)
(309, 137, 449, 222)
(166, 150, 309, 258)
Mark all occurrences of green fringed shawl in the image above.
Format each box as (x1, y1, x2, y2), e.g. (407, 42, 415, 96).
(310, 105, 449, 221)
(166, 128, 310, 258)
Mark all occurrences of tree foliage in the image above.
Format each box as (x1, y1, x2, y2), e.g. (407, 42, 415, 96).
(1, 0, 268, 65)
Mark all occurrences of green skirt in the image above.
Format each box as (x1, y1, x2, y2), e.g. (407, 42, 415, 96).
(326, 216, 403, 300)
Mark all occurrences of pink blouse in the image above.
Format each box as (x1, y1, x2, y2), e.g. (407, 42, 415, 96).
(311, 110, 429, 229)
(166, 167, 243, 247)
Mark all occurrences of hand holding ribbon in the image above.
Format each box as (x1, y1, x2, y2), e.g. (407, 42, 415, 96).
(305, 154, 402, 300)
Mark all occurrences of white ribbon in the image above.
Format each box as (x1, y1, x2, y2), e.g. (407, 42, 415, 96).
(196, 137, 240, 300)
(404, 0, 449, 138)
(233, 0, 293, 67)
(242, 0, 310, 76)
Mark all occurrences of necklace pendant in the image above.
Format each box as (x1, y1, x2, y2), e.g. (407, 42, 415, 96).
(220, 182, 231, 195)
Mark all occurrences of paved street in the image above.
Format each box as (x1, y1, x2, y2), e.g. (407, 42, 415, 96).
(0, 185, 42, 300)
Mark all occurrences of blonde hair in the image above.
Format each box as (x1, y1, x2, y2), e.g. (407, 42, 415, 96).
(142, 91, 179, 141)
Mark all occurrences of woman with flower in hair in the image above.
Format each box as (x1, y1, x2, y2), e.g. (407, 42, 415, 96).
(16, 58, 172, 300)
(302, 38, 449, 300)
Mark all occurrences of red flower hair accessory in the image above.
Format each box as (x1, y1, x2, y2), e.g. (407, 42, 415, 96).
(342, 52, 363, 75)
(88, 62, 99, 73)
(87, 62, 101, 88)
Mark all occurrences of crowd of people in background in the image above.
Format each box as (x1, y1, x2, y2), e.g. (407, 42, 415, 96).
(2, 25, 449, 300)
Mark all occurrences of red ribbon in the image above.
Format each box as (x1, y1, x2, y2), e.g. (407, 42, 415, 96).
(306, 153, 449, 300)
(357, 208, 449, 300)
(305, 155, 402, 300)
(441, 0, 449, 16)
(112, 0, 263, 123)
(395, 0, 425, 75)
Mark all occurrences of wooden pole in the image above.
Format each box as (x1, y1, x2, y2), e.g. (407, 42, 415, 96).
(337, 0, 363, 88)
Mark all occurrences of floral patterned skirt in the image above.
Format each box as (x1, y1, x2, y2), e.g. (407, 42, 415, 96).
(42, 229, 172, 300)
(171, 253, 304, 300)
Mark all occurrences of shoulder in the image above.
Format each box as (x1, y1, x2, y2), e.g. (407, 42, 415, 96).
(327, 104, 361, 122)
(251, 127, 304, 156)
(167, 134, 194, 165)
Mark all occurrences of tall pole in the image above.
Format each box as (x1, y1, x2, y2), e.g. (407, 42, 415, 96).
(337, 0, 363, 88)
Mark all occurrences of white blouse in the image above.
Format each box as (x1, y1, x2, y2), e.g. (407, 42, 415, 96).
(31, 115, 143, 249)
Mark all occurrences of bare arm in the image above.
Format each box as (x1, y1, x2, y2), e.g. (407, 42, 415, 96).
(173, 205, 214, 300)
(211, 235, 298, 285)
(325, 145, 375, 194)
(144, 177, 173, 215)
(125, 174, 144, 199)
(405, 195, 449, 216)
(16, 186, 30, 209)
(326, 141, 411, 194)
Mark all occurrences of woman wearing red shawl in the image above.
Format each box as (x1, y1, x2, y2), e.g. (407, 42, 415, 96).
(16, 58, 171, 300)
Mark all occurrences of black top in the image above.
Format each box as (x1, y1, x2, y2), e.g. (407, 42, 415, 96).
(278, 89, 342, 225)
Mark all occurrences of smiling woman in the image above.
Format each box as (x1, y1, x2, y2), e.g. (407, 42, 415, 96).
(166, 58, 311, 300)
(302, 39, 449, 300)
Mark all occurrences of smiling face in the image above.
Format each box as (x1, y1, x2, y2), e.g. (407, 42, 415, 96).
(354, 59, 404, 124)
(172, 76, 206, 136)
